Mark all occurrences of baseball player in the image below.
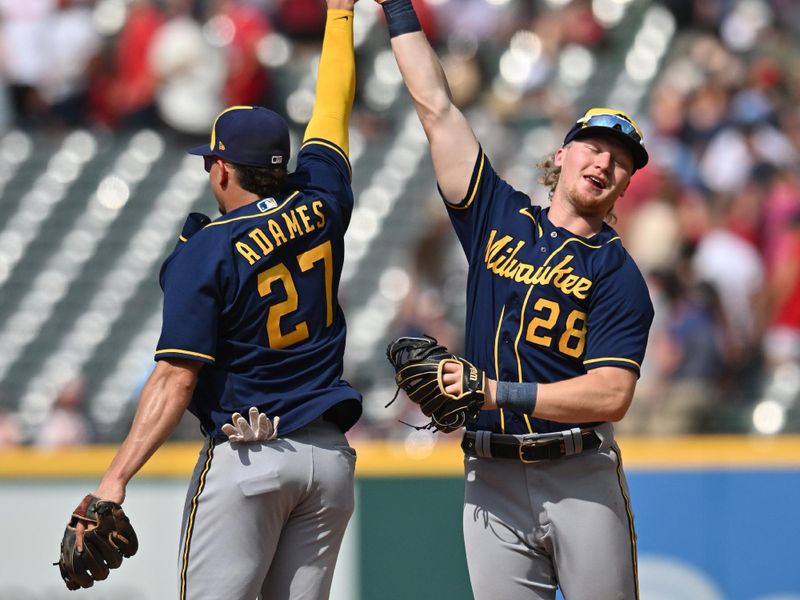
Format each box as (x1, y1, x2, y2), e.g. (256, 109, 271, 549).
(59, 1, 361, 598)
(377, 1, 655, 599)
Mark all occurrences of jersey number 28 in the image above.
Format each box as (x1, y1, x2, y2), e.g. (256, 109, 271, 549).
(525, 298, 587, 358)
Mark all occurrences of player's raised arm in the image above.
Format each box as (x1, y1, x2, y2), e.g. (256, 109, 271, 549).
(376, 0, 479, 203)
(303, 0, 357, 156)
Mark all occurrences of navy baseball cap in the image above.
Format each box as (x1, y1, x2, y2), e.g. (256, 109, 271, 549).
(563, 107, 648, 170)
(188, 105, 290, 168)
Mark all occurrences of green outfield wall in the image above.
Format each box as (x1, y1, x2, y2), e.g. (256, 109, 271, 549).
(1, 436, 799, 599)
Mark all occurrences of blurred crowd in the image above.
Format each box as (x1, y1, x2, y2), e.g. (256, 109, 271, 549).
(613, 0, 800, 436)
(367, 0, 800, 439)
(0, 0, 333, 134)
(1, 0, 800, 446)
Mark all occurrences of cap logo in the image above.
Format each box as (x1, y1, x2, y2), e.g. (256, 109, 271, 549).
(208, 104, 254, 155)
(218, 141, 226, 151)
(271, 156, 283, 165)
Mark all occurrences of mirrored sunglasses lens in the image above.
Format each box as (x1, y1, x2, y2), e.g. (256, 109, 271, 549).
(586, 115, 640, 142)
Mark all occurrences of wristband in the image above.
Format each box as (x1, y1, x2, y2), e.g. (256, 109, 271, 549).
(495, 381, 538, 415)
(382, 0, 421, 38)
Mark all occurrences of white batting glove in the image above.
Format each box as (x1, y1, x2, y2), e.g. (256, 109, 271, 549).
(221, 407, 280, 443)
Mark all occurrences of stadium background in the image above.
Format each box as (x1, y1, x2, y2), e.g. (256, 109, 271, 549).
(0, 0, 799, 598)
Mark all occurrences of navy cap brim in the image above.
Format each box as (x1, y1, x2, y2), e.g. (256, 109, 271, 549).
(570, 127, 649, 170)
(186, 143, 288, 168)
(188, 144, 212, 157)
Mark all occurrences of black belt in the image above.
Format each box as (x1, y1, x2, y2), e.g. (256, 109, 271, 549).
(461, 429, 601, 463)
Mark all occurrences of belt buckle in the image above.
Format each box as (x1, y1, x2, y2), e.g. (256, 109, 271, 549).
(518, 438, 541, 464)
(518, 436, 566, 463)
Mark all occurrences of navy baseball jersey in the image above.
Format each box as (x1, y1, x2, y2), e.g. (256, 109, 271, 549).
(155, 141, 361, 439)
(446, 148, 654, 435)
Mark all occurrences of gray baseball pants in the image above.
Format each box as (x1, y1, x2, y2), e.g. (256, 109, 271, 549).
(463, 423, 638, 600)
(178, 417, 356, 600)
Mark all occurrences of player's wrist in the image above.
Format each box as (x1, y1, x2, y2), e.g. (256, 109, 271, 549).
(495, 381, 538, 415)
(481, 378, 498, 410)
(95, 479, 127, 505)
(381, 0, 421, 38)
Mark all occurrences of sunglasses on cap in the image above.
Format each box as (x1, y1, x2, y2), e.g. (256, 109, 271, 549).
(564, 109, 649, 170)
(575, 113, 642, 144)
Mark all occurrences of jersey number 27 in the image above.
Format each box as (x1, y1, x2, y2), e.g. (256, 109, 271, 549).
(257, 239, 333, 349)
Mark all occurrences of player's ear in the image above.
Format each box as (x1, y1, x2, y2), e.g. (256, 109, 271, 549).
(217, 161, 233, 189)
(553, 146, 567, 167)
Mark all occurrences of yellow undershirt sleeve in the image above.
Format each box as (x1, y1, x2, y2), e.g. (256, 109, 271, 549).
(303, 9, 355, 156)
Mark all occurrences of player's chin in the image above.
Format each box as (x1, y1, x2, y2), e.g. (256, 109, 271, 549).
(572, 193, 609, 215)
(580, 183, 618, 204)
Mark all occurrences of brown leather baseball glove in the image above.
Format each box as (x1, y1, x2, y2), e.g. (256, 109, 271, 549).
(56, 494, 138, 590)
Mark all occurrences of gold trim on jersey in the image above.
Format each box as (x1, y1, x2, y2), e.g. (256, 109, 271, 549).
(301, 138, 348, 163)
(522, 413, 533, 433)
(180, 439, 216, 600)
(584, 356, 641, 369)
(301, 139, 352, 181)
(155, 348, 215, 362)
(449, 150, 485, 211)
(493, 305, 506, 433)
(514, 286, 536, 434)
(514, 287, 534, 382)
(552, 236, 603, 251)
(518, 209, 543, 241)
(613, 446, 640, 599)
(204, 192, 300, 228)
(493, 306, 505, 376)
(179, 235, 188, 242)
